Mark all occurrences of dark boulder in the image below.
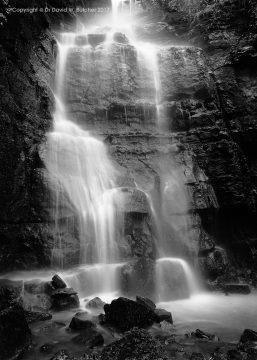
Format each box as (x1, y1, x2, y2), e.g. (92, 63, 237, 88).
(86, 297, 105, 311)
(103, 297, 156, 331)
(52, 274, 67, 289)
(51, 288, 80, 310)
(240, 329, 257, 343)
(99, 328, 168, 360)
(72, 328, 104, 348)
(0, 305, 31, 360)
(69, 311, 96, 331)
(136, 296, 156, 311)
(153, 308, 173, 324)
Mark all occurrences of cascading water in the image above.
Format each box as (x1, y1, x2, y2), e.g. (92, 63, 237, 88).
(42, 0, 201, 301)
(44, 31, 125, 296)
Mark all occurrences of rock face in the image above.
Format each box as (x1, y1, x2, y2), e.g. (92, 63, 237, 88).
(0, 2, 56, 271)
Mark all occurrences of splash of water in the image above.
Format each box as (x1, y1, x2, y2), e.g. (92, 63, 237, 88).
(156, 257, 200, 296)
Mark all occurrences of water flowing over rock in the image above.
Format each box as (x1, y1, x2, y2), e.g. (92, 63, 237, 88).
(1, 0, 257, 307)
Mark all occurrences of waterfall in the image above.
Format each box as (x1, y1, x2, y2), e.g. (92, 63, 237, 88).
(42, 0, 201, 301)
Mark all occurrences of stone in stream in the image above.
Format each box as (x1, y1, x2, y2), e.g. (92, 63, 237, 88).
(99, 328, 168, 360)
(51, 288, 80, 310)
(52, 274, 67, 289)
(153, 308, 173, 324)
(72, 328, 104, 348)
(191, 328, 219, 341)
(86, 297, 106, 311)
(69, 311, 96, 330)
(0, 305, 32, 360)
(240, 329, 257, 343)
(103, 297, 156, 331)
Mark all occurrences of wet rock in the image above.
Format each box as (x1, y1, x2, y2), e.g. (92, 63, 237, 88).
(136, 296, 156, 311)
(99, 328, 168, 360)
(24, 310, 52, 324)
(45, 281, 57, 295)
(72, 328, 104, 348)
(52, 275, 67, 289)
(69, 311, 96, 330)
(50, 350, 74, 360)
(223, 284, 251, 295)
(191, 329, 219, 341)
(240, 329, 257, 343)
(0, 305, 31, 360)
(86, 297, 106, 311)
(154, 308, 173, 324)
(103, 297, 156, 331)
(51, 288, 80, 311)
